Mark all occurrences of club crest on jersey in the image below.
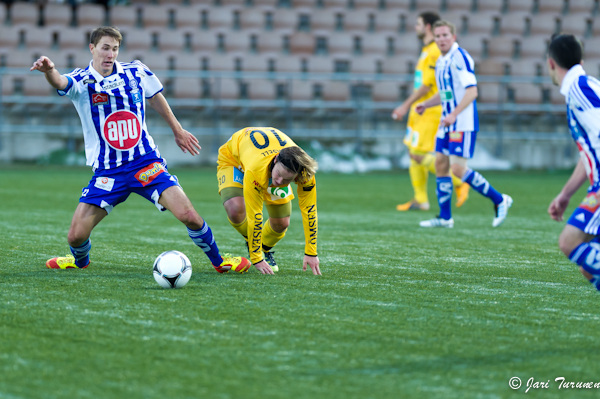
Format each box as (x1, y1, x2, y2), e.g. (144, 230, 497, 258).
(581, 191, 600, 212)
(135, 162, 166, 186)
(92, 93, 109, 106)
(102, 110, 142, 151)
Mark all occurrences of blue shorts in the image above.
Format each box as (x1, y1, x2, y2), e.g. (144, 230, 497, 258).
(80, 153, 180, 214)
(435, 130, 477, 158)
(568, 183, 600, 235)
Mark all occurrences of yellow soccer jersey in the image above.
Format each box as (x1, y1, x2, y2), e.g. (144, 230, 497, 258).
(405, 40, 443, 152)
(218, 127, 318, 264)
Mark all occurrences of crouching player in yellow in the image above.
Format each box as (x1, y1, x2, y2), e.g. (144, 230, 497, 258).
(217, 127, 321, 275)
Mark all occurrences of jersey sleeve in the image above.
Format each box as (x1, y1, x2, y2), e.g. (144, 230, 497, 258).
(133, 60, 163, 98)
(421, 53, 438, 89)
(57, 68, 85, 98)
(454, 53, 477, 88)
(297, 175, 318, 256)
(244, 170, 266, 264)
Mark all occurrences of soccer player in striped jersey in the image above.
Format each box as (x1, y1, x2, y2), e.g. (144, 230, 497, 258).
(415, 20, 512, 228)
(392, 11, 469, 212)
(547, 34, 600, 291)
(217, 127, 320, 275)
(31, 26, 249, 273)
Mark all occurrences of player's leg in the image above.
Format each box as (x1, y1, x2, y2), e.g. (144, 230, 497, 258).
(560, 222, 600, 290)
(420, 151, 454, 228)
(47, 202, 107, 269)
(397, 150, 430, 211)
(421, 151, 469, 208)
(221, 188, 247, 240)
(261, 193, 293, 272)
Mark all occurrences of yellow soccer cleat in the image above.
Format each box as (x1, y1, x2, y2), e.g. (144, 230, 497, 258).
(46, 255, 89, 269)
(455, 183, 470, 208)
(396, 200, 430, 211)
(214, 254, 251, 273)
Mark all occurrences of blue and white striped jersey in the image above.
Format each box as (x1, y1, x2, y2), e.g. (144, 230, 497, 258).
(561, 64, 600, 185)
(58, 60, 163, 171)
(435, 42, 479, 133)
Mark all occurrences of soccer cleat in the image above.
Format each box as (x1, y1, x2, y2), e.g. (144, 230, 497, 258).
(396, 200, 430, 211)
(492, 194, 513, 227)
(419, 217, 454, 228)
(213, 254, 251, 274)
(455, 183, 470, 208)
(263, 251, 279, 272)
(46, 255, 89, 269)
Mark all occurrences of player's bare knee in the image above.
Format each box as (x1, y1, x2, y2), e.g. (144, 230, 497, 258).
(558, 231, 579, 257)
(178, 209, 203, 230)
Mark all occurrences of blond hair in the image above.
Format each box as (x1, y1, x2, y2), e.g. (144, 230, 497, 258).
(432, 20, 456, 35)
(278, 146, 318, 182)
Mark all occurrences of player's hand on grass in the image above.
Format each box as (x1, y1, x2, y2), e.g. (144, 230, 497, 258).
(174, 129, 201, 156)
(303, 255, 321, 275)
(254, 260, 275, 275)
(548, 193, 570, 222)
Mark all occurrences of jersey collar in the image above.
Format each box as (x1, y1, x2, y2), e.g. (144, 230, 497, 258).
(87, 60, 124, 82)
(439, 42, 459, 61)
(560, 64, 586, 98)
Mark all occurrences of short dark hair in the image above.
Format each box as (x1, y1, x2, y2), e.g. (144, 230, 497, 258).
(90, 26, 122, 46)
(548, 33, 583, 69)
(419, 11, 441, 28)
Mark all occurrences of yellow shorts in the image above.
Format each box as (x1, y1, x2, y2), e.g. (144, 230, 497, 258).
(404, 107, 441, 153)
(217, 165, 295, 206)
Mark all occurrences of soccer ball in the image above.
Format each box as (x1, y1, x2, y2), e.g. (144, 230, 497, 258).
(153, 250, 192, 289)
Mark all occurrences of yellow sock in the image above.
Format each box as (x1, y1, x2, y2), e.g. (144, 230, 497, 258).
(228, 216, 248, 240)
(262, 219, 286, 251)
(421, 153, 436, 175)
(451, 173, 463, 187)
(409, 159, 429, 204)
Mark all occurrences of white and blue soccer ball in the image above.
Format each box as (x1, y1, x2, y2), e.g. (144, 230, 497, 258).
(153, 250, 192, 289)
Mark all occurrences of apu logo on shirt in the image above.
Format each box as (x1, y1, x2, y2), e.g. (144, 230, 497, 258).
(102, 110, 142, 150)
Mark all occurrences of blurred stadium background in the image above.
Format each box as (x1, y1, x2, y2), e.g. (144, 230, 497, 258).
(0, 0, 596, 169)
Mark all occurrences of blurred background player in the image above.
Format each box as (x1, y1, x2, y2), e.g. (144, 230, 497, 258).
(392, 11, 469, 212)
(415, 20, 512, 228)
(546, 33, 600, 291)
(217, 127, 321, 276)
(31, 26, 249, 273)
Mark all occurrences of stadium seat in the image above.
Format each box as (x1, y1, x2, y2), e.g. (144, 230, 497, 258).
(498, 11, 529, 36)
(120, 28, 152, 52)
(289, 32, 316, 55)
(0, 3, 5, 27)
(172, 77, 203, 99)
(75, 3, 106, 29)
(57, 26, 91, 51)
(9, 2, 40, 26)
(43, 3, 73, 28)
(501, 0, 536, 13)
(511, 82, 543, 103)
(528, 13, 561, 36)
(247, 79, 278, 101)
(312, 8, 344, 32)
(256, 30, 286, 54)
(457, 34, 487, 60)
(519, 35, 548, 59)
(351, 0, 381, 8)
(191, 30, 219, 53)
(411, 0, 442, 12)
(484, 35, 520, 59)
(322, 80, 351, 102)
(476, 82, 505, 103)
(560, 13, 593, 38)
(382, 0, 411, 9)
(240, 8, 270, 30)
(390, 32, 420, 56)
(288, 79, 314, 102)
(361, 32, 387, 55)
(536, 0, 566, 14)
(221, 30, 253, 53)
(204, 6, 236, 30)
(176, 5, 204, 29)
(0, 26, 24, 50)
(380, 54, 413, 74)
(344, 9, 370, 32)
(472, 0, 504, 12)
(327, 32, 354, 55)
(374, 10, 406, 33)
(461, 11, 500, 35)
(323, 0, 349, 8)
(372, 81, 402, 102)
(306, 56, 336, 73)
(272, 8, 300, 33)
(477, 58, 509, 76)
(138, 5, 178, 29)
(443, 0, 472, 12)
(566, 0, 594, 14)
(23, 73, 55, 96)
(350, 55, 383, 74)
(238, 54, 272, 72)
(4, 50, 37, 68)
(505, 58, 544, 76)
(583, 37, 600, 59)
(22, 27, 55, 51)
(108, 5, 140, 29)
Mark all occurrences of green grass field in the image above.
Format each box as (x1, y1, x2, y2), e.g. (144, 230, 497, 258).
(1, 165, 599, 399)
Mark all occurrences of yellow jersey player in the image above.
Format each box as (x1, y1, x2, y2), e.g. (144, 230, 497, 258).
(217, 127, 321, 275)
(392, 11, 469, 211)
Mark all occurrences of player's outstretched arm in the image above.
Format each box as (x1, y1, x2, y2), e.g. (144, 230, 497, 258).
(147, 93, 201, 155)
(30, 56, 68, 90)
(303, 255, 321, 275)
